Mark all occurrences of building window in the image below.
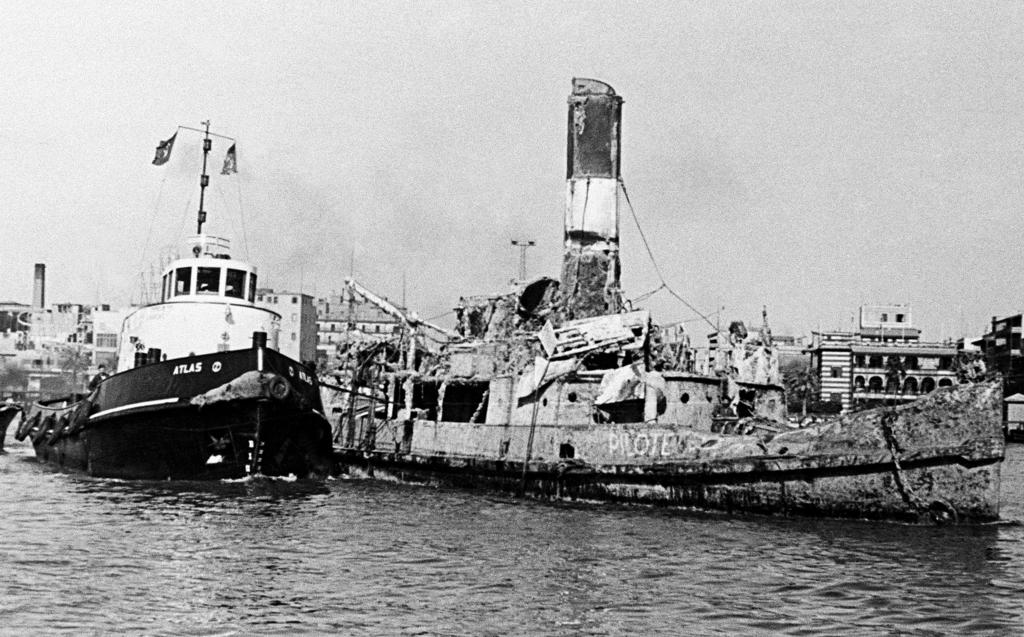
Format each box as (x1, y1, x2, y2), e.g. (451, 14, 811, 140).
(938, 357, 953, 371)
(292, 296, 298, 304)
(896, 314, 905, 323)
(830, 367, 842, 378)
(291, 332, 296, 341)
(869, 355, 883, 368)
(829, 393, 842, 403)
(855, 355, 866, 367)
(881, 313, 888, 322)
(96, 334, 118, 349)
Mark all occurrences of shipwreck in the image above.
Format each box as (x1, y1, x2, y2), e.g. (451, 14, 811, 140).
(328, 78, 1004, 523)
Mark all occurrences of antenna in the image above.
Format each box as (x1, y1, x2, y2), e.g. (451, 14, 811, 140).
(511, 239, 536, 281)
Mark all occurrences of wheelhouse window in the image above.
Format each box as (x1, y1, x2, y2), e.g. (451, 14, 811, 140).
(248, 273, 257, 301)
(196, 267, 220, 294)
(175, 267, 192, 295)
(225, 269, 246, 299)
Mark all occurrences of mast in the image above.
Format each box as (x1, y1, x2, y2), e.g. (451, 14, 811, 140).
(197, 120, 211, 235)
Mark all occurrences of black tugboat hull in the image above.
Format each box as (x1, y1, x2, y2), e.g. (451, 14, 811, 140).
(19, 348, 333, 480)
(32, 401, 331, 479)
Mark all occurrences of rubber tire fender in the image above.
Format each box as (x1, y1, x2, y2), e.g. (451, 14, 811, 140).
(32, 414, 55, 445)
(15, 412, 38, 441)
(47, 414, 70, 446)
(267, 375, 291, 401)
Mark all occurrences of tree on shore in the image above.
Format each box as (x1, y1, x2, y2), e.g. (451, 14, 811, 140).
(0, 365, 29, 395)
(884, 354, 906, 403)
(781, 357, 818, 417)
(58, 345, 90, 393)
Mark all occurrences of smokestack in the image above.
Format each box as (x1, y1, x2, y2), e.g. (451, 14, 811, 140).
(32, 263, 46, 309)
(560, 78, 623, 320)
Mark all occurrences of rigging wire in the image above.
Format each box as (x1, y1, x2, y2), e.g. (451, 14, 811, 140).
(214, 181, 249, 261)
(424, 309, 455, 323)
(136, 172, 170, 296)
(176, 195, 194, 248)
(618, 179, 719, 332)
(233, 171, 250, 260)
(628, 283, 667, 305)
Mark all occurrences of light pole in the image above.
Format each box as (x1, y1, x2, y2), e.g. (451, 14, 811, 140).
(511, 239, 536, 282)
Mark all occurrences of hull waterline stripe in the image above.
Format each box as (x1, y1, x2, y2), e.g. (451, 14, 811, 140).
(90, 397, 182, 420)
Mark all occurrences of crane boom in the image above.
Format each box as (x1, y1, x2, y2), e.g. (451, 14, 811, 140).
(343, 277, 458, 339)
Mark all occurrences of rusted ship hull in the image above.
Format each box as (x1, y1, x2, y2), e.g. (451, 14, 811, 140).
(16, 347, 333, 480)
(329, 79, 1004, 523)
(335, 380, 1003, 523)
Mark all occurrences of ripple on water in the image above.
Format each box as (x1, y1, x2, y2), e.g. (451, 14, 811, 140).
(2, 439, 1024, 634)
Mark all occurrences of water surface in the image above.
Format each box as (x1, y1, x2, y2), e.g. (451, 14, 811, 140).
(2, 437, 1023, 635)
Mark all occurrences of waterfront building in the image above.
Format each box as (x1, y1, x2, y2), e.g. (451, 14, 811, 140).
(975, 314, 1024, 390)
(966, 314, 1024, 428)
(255, 289, 317, 367)
(0, 302, 111, 399)
(806, 304, 957, 413)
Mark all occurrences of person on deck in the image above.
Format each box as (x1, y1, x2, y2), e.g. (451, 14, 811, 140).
(88, 364, 110, 391)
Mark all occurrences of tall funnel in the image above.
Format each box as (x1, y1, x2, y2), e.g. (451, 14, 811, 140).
(32, 263, 46, 309)
(560, 78, 623, 320)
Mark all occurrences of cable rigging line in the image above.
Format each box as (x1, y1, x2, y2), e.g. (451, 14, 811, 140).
(136, 172, 170, 290)
(233, 172, 250, 260)
(628, 283, 667, 305)
(618, 179, 718, 331)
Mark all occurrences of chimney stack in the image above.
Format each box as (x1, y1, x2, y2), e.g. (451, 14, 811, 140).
(560, 78, 624, 320)
(32, 263, 46, 310)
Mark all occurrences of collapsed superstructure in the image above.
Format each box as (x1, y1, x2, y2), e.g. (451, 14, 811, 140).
(329, 79, 1003, 523)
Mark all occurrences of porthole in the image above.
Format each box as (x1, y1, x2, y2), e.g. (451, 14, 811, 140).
(681, 392, 690, 404)
(567, 391, 578, 403)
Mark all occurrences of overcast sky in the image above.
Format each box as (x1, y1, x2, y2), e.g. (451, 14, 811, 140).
(2, 1, 1022, 342)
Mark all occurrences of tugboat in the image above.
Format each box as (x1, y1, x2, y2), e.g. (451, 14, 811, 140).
(15, 123, 333, 479)
(330, 79, 1005, 523)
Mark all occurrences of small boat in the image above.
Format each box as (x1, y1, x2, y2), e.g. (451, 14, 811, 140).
(15, 123, 333, 479)
(0, 401, 22, 452)
(330, 79, 1004, 523)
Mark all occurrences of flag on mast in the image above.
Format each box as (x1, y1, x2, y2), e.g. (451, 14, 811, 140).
(152, 132, 176, 165)
(221, 143, 237, 175)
